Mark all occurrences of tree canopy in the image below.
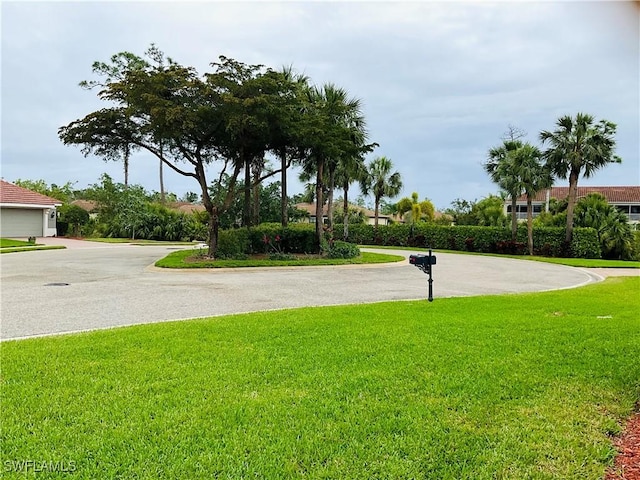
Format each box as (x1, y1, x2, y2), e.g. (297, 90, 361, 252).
(59, 46, 380, 256)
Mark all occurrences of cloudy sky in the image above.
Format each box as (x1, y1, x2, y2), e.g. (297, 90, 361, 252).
(2, 1, 638, 210)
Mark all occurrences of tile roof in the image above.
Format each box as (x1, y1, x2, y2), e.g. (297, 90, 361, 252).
(166, 202, 207, 214)
(515, 186, 640, 203)
(70, 199, 99, 212)
(295, 202, 392, 219)
(0, 180, 62, 206)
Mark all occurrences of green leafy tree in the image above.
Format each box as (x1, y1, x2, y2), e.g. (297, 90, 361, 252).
(540, 113, 621, 243)
(444, 198, 476, 226)
(60, 47, 292, 256)
(180, 192, 200, 203)
(360, 156, 403, 228)
(472, 195, 508, 227)
(57, 204, 90, 237)
(13, 179, 76, 203)
(399, 192, 435, 224)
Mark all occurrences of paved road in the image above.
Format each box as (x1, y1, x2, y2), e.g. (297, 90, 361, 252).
(0, 240, 612, 340)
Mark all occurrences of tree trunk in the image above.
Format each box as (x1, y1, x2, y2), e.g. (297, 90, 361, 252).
(252, 163, 261, 226)
(243, 152, 251, 227)
(327, 167, 335, 231)
(158, 140, 165, 202)
(205, 210, 220, 258)
(510, 197, 518, 241)
(124, 145, 130, 187)
(565, 169, 579, 244)
(315, 159, 325, 251)
(159, 158, 165, 203)
(374, 197, 380, 229)
(527, 196, 534, 255)
(343, 185, 349, 240)
(280, 149, 288, 227)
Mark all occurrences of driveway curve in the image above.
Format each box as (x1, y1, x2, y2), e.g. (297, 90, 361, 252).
(1, 242, 605, 340)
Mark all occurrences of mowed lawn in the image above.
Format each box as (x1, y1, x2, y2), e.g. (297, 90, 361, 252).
(1, 278, 639, 479)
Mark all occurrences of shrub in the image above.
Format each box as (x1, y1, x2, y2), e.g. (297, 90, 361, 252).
(629, 231, 640, 261)
(327, 241, 360, 259)
(341, 223, 600, 258)
(216, 228, 250, 259)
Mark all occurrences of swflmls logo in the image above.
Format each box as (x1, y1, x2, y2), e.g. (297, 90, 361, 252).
(3, 460, 77, 473)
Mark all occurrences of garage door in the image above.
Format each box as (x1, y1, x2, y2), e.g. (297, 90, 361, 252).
(0, 208, 43, 238)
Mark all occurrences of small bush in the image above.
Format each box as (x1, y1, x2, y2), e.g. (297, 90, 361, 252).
(216, 229, 250, 259)
(327, 241, 360, 259)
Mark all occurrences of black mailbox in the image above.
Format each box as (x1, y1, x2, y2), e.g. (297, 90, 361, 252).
(409, 250, 436, 302)
(409, 254, 436, 267)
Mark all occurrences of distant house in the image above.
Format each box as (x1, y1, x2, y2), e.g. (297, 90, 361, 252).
(166, 202, 206, 215)
(0, 180, 62, 238)
(505, 186, 640, 225)
(70, 199, 99, 219)
(294, 202, 395, 226)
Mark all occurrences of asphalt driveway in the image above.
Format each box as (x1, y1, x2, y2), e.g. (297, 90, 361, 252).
(0, 241, 609, 340)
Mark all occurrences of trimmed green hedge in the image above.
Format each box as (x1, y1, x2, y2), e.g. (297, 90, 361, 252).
(333, 223, 601, 259)
(216, 223, 601, 259)
(218, 224, 318, 256)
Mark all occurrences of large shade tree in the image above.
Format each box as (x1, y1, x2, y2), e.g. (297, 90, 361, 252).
(539, 113, 621, 243)
(60, 47, 291, 257)
(360, 156, 403, 228)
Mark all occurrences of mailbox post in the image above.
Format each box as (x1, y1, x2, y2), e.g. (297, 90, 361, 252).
(409, 248, 436, 302)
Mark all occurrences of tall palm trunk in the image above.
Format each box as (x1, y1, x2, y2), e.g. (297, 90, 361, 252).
(565, 169, 579, 243)
(510, 197, 518, 241)
(526, 196, 534, 255)
(327, 167, 335, 231)
(374, 196, 380, 228)
(315, 158, 325, 250)
(343, 185, 349, 240)
(280, 148, 288, 227)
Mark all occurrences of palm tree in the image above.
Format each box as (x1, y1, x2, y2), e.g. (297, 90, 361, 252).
(485, 139, 525, 241)
(272, 66, 309, 227)
(335, 154, 367, 239)
(539, 113, 621, 243)
(360, 156, 403, 228)
(574, 193, 633, 259)
(300, 83, 370, 247)
(513, 144, 553, 255)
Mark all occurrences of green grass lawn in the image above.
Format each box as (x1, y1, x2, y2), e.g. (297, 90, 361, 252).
(0, 238, 34, 248)
(364, 245, 640, 268)
(2, 278, 638, 479)
(85, 237, 199, 245)
(155, 249, 405, 268)
(0, 238, 65, 254)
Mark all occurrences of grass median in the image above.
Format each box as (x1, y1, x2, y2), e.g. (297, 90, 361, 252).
(155, 249, 405, 268)
(1, 277, 639, 478)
